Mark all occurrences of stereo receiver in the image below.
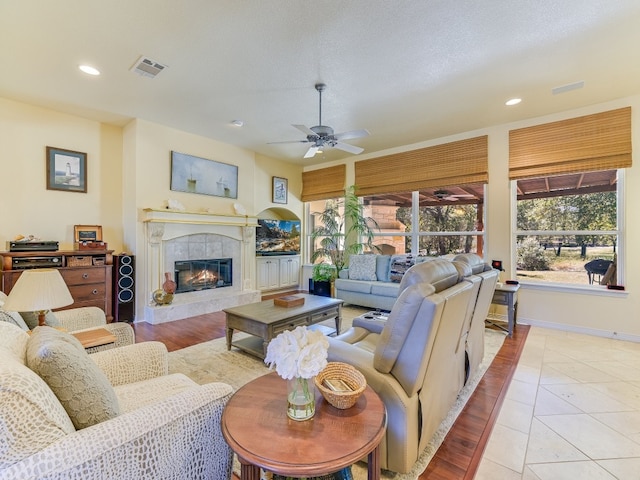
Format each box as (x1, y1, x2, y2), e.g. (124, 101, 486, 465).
(12, 256, 63, 270)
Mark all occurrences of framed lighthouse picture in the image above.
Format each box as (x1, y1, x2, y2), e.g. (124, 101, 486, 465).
(46, 146, 87, 193)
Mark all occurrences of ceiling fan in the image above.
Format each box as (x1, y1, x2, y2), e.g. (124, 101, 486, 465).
(433, 189, 476, 201)
(269, 83, 369, 158)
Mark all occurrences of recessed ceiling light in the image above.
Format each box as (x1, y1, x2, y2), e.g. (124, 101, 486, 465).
(505, 98, 522, 106)
(230, 120, 244, 127)
(79, 65, 100, 76)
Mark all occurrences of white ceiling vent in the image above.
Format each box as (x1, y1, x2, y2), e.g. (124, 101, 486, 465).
(130, 56, 167, 78)
(552, 81, 584, 95)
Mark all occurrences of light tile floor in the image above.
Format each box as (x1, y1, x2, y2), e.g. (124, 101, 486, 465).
(475, 326, 640, 480)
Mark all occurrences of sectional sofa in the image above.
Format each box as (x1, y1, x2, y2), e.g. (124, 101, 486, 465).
(334, 254, 432, 310)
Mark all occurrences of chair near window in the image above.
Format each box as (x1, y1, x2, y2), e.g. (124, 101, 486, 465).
(584, 258, 614, 285)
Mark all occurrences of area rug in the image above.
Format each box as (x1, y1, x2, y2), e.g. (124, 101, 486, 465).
(168, 306, 506, 480)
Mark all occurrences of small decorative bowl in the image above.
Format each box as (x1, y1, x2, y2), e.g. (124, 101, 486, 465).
(315, 362, 367, 409)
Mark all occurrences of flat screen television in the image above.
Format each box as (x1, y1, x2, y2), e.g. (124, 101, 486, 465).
(256, 219, 301, 256)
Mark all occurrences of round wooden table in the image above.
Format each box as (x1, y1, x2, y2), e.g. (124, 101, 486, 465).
(222, 372, 387, 480)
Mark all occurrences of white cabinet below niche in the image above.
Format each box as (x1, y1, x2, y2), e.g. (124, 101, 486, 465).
(256, 255, 300, 291)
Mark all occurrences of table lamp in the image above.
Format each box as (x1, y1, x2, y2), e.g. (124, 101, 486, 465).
(3, 268, 74, 326)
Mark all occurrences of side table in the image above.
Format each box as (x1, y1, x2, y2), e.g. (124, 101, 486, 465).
(222, 372, 387, 480)
(487, 283, 520, 336)
(72, 328, 117, 349)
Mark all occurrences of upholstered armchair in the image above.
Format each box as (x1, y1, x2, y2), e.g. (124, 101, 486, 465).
(0, 291, 134, 352)
(327, 259, 475, 473)
(0, 322, 234, 480)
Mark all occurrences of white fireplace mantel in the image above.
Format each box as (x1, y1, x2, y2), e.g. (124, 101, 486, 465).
(142, 208, 258, 228)
(140, 208, 260, 324)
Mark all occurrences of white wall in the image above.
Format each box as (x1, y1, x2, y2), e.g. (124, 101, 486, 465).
(0, 98, 124, 251)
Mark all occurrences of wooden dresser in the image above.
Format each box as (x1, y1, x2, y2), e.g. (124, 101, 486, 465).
(0, 250, 114, 321)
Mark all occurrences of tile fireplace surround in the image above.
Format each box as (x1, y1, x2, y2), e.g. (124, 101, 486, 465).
(142, 209, 261, 324)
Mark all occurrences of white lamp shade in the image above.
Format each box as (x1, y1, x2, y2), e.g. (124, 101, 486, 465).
(3, 269, 74, 312)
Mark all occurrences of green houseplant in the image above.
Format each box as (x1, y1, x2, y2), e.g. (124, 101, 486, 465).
(310, 184, 379, 278)
(310, 263, 336, 297)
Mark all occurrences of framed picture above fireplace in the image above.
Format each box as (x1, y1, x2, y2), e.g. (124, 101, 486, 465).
(170, 151, 238, 198)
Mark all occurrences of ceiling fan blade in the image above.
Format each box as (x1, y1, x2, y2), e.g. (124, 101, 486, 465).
(267, 139, 310, 145)
(292, 124, 317, 137)
(334, 129, 370, 141)
(304, 146, 320, 158)
(333, 142, 364, 154)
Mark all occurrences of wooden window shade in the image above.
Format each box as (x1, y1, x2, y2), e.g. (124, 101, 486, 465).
(301, 164, 346, 202)
(354, 136, 488, 196)
(509, 107, 632, 180)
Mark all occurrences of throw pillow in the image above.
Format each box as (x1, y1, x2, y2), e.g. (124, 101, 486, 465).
(375, 255, 392, 282)
(348, 255, 377, 281)
(26, 326, 121, 430)
(0, 309, 30, 331)
(0, 356, 75, 468)
(20, 310, 62, 330)
(389, 255, 415, 283)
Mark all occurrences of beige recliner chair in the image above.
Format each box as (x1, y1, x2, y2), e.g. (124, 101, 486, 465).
(327, 259, 474, 473)
(451, 253, 499, 383)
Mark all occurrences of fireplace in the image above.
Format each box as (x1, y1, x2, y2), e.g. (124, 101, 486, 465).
(142, 209, 261, 325)
(174, 258, 232, 293)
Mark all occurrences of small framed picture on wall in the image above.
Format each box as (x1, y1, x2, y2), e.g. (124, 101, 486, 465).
(273, 176, 288, 204)
(46, 146, 87, 193)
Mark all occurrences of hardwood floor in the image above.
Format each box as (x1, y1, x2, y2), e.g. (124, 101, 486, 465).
(132, 306, 528, 480)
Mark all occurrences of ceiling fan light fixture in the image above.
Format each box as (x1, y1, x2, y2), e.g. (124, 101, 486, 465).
(267, 83, 369, 158)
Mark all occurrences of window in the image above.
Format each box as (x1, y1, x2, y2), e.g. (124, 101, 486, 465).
(362, 185, 485, 257)
(306, 197, 344, 264)
(306, 184, 485, 264)
(514, 169, 621, 286)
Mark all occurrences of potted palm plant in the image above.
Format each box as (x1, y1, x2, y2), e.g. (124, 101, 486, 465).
(310, 185, 379, 283)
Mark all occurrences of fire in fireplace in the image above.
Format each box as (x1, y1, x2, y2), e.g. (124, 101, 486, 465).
(174, 258, 232, 293)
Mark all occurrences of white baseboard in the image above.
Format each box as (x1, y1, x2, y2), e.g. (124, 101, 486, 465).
(518, 317, 640, 343)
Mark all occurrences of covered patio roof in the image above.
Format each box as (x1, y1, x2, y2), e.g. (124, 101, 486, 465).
(362, 170, 617, 207)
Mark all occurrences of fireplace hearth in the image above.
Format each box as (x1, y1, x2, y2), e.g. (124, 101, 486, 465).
(175, 258, 232, 293)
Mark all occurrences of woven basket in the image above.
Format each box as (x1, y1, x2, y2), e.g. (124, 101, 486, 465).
(67, 256, 92, 267)
(315, 362, 367, 409)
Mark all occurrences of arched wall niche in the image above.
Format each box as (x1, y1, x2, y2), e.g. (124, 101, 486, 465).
(256, 207, 300, 221)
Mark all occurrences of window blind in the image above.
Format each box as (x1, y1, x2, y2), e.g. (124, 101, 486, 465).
(354, 136, 488, 196)
(301, 164, 346, 202)
(509, 107, 632, 180)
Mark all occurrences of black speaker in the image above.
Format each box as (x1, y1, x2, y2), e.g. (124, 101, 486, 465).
(113, 254, 135, 322)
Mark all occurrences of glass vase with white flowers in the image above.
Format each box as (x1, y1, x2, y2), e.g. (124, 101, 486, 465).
(264, 326, 330, 420)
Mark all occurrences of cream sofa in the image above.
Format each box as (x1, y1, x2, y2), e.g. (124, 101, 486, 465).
(0, 291, 134, 353)
(0, 322, 234, 480)
(327, 258, 475, 473)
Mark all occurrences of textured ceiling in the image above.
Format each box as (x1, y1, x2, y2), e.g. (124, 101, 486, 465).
(1, 0, 639, 165)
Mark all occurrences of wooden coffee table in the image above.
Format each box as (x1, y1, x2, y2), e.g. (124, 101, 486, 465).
(223, 294, 343, 359)
(222, 372, 387, 480)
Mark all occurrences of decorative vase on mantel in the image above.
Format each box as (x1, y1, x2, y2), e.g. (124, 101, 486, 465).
(287, 376, 316, 421)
